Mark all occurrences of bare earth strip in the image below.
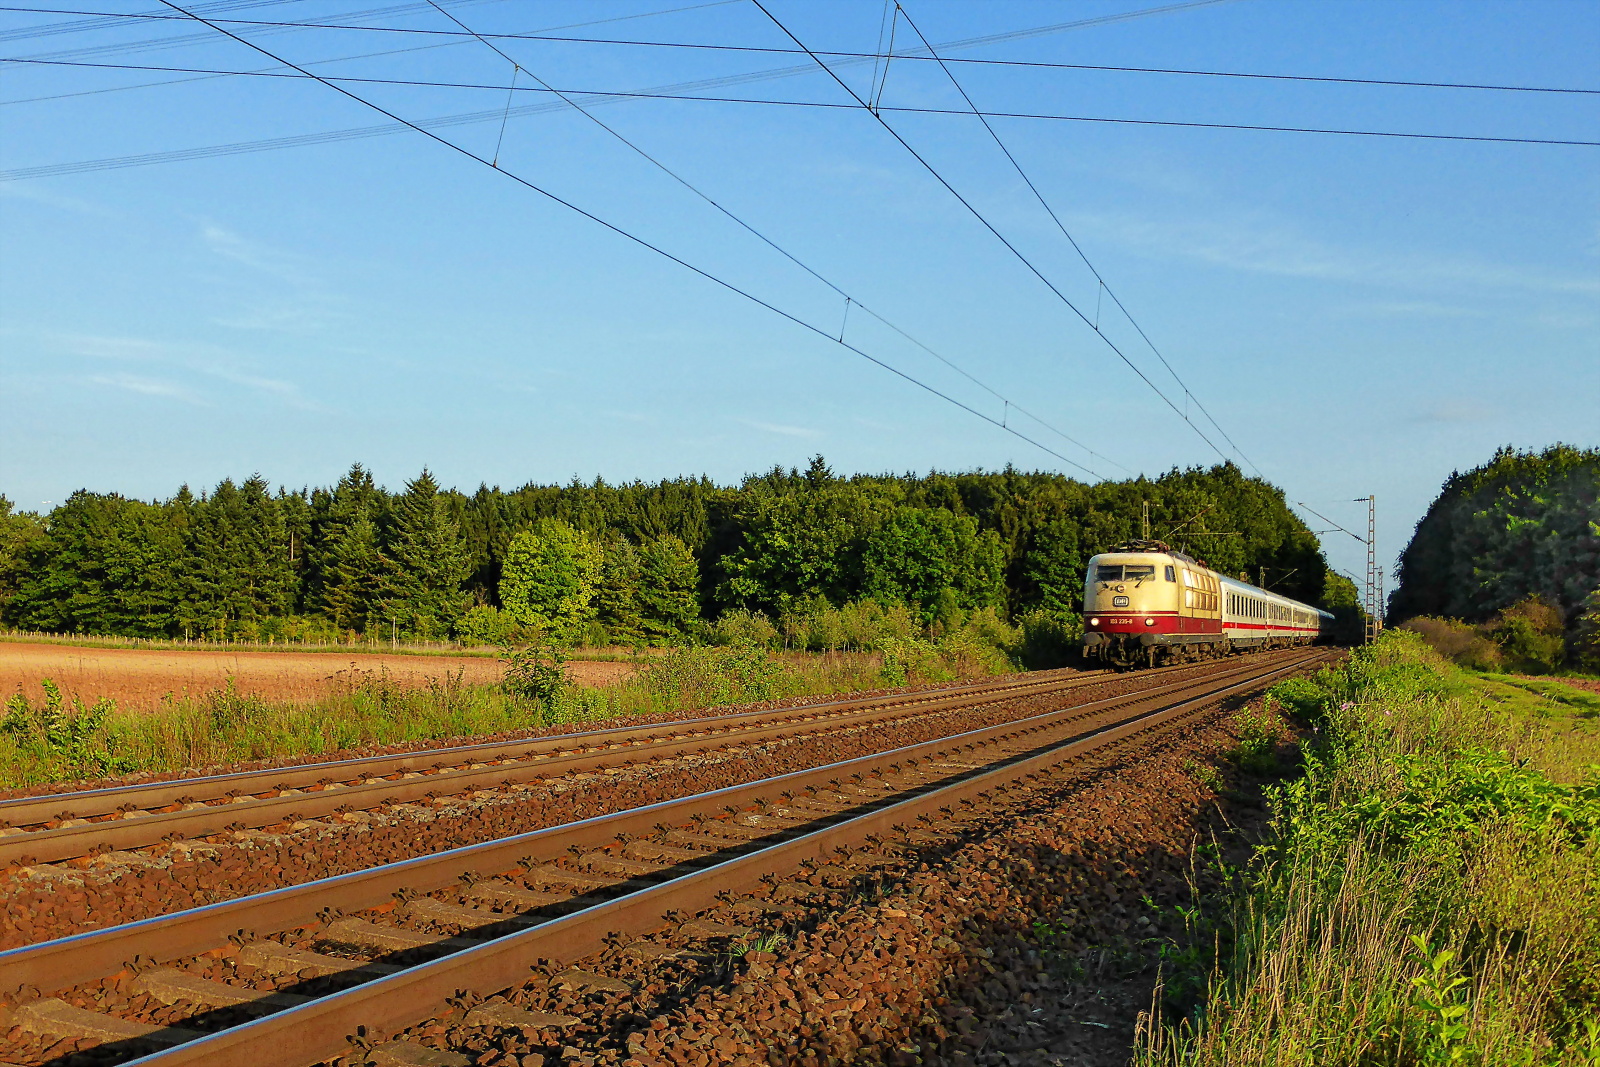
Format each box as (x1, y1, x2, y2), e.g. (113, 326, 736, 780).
(0, 642, 635, 710)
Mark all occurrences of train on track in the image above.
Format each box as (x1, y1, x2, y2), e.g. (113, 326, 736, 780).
(1082, 539, 1333, 668)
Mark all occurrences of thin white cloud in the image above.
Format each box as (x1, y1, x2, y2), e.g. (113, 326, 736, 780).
(1069, 208, 1600, 298)
(55, 334, 166, 361)
(199, 223, 310, 283)
(49, 332, 324, 411)
(1358, 301, 1490, 319)
(0, 182, 113, 217)
(88, 373, 208, 406)
(740, 418, 822, 439)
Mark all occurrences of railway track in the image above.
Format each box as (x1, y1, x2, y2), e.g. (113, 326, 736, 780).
(0, 663, 1219, 868)
(0, 649, 1329, 1067)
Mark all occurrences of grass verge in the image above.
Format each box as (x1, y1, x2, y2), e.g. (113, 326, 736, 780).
(0, 642, 1015, 790)
(1137, 631, 1600, 1067)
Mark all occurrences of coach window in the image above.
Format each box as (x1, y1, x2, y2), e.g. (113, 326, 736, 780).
(1164, 566, 1176, 582)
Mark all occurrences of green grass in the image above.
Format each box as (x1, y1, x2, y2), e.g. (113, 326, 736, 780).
(1137, 632, 1600, 1067)
(0, 642, 1014, 791)
(1474, 674, 1600, 719)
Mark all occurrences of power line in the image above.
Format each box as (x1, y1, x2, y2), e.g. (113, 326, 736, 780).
(750, 0, 1236, 466)
(10, 4, 1597, 97)
(419, 0, 1128, 473)
(148, 0, 1106, 480)
(2, 0, 1226, 87)
(7, 61, 1592, 184)
(0, 1, 737, 104)
(892, 0, 1261, 476)
(1294, 501, 1364, 544)
(10, 57, 1596, 149)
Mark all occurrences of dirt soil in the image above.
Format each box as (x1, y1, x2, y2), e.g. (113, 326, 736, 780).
(0, 642, 635, 710)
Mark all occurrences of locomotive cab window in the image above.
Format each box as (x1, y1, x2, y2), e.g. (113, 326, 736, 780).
(1098, 565, 1154, 584)
(1164, 566, 1176, 582)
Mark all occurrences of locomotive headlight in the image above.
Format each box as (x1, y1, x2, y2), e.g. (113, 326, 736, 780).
(1144, 617, 1156, 626)
(1088, 617, 1100, 627)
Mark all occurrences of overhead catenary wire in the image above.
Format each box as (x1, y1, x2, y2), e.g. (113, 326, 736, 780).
(9, 57, 1597, 147)
(0, 0, 738, 104)
(148, 0, 1106, 480)
(1294, 501, 1366, 544)
(7, 59, 1594, 184)
(749, 0, 1236, 467)
(10, 4, 1598, 97)
(890, 1, 1262, 477)
(6, 0, 1223, 60)
(1, 0, 1228, 99)
(12, 3, 1600, 97)
(418, 0, 1127, 472)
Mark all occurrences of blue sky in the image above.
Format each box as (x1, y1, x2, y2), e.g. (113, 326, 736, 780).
(2, 0, 1596, 593)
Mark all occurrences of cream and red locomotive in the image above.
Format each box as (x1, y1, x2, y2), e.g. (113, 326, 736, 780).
(1081, 539, 1331, 668)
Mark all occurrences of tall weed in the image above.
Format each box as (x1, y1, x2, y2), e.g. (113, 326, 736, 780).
(1138, 631, 1600, 1067)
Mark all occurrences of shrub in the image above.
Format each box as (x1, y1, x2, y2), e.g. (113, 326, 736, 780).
(1400, 616, 1504, 671)
(500, 641, 569, 703)
(708, 609, 780, 649)
(453, 604, 531, 647)
(639, 645, 795, 710)
(1, 680, 129, 777)
(1572, 588, 1600, 673)
(1013, 609, 1083, 669)
(1487, 596, 1567, 673)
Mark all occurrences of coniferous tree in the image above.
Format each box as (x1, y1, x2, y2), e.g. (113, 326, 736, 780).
(320, 514, 383, 634)
(595, 537, 646, 645)
(637, 535, 699, 641)
(178, 476, 296, 638)
(310, 464, 386, 631)
(379, 470, 469, 638)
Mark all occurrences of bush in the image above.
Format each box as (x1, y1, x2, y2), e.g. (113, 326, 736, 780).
(639, 645, 795, 710)
(1013, 609, 1084, 669)
(708, 609, 780, 649)
(500, 642, 569, 703)
(1572, 588, 1600, 673)
(1401, 616, 1504, 671)
(1, 680, 130, 777)
(1402, 597, 1568, 675)
(453, 604, 531, 647)
(1487, 596, 1567, 673)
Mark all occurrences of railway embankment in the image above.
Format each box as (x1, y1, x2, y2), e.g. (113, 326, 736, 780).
(0, 652, 1327, 1067)
(1134, 632, 1600, 1066)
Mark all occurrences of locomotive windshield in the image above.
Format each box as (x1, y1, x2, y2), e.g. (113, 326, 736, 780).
(1096, 564, 1156, 584)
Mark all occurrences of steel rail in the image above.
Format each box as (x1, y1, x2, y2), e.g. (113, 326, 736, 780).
(0, 664, 1206, 867)
(109, 649, 1324, 1067)
(0, 651, 1321, 1001)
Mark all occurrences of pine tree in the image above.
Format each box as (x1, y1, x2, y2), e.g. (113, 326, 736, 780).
(379, 470, 469, 638)
(310, 464, 386, 632)
(178, 476, 296, 638)
(320, 514, 383, 634)
(595, 537, 646, 645)
(637, 535, 699, 641)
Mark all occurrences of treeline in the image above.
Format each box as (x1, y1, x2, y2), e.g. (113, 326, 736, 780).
(1389, 444, 1599, 669)
(0, 458, 1346, 646)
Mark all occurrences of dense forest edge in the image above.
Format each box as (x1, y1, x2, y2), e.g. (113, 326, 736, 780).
(1389, 444, 1600, 674)
(0, 458, 1359, 665)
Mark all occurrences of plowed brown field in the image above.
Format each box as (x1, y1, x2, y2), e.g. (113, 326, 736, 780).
(0, 642, 635, 710)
